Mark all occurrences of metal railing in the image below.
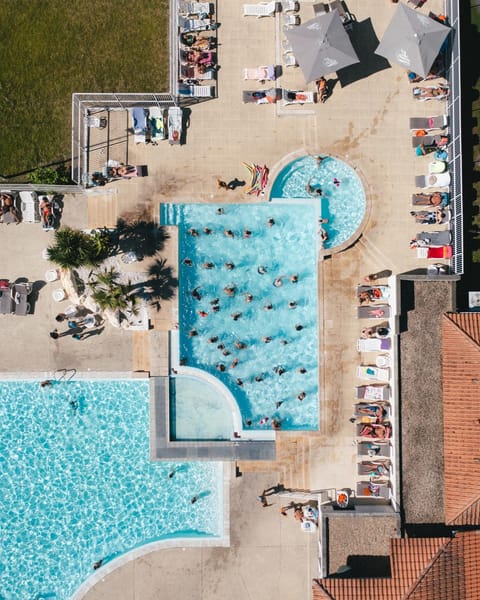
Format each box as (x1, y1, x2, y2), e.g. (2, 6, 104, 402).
(446, 0, 464, 274)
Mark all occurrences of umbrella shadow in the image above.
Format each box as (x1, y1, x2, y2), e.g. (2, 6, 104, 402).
(337, 18, 391, 87)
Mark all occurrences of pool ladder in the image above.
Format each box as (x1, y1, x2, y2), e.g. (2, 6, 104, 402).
(54, 368, 76, 382)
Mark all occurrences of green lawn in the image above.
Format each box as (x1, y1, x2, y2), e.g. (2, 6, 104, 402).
(0, 0, 169, 179)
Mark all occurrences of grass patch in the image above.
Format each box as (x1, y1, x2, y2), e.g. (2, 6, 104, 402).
(0, 0, 169, 180)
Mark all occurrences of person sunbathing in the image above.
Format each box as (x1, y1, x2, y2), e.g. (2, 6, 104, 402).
(359, 423, 391, 439)
(316, 77, 328, 103)
(414, 86, 449, 99)
(40, 198, 54, 229)
(410, 209, 445, 225)
(107, 164, 137, 178)
(362, 460, 390, 476)
(413, 192, 446, 207)
(0, 194, 20, 223)
(356, 404, 385, 419)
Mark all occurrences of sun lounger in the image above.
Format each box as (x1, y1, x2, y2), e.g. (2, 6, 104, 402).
(243, 89, 281, 104)
(353, 403, 390, 421)
(0, 284, 13, 314)
(358, 460, 390, 477)
(283, 54, 298, 67)
(357, 338, 391, 352)
(282, 89, 315, 105)
(19, 191, 40, 223)
(357, 285, 390, 304)
(429, 160, 447, 174)
(416, 230, 452, 246)
(243, 65, 276, 81)
(413, 86, 449, 101)
(180, 64, 216, 81)
(356, 385, 390, 401)
(178, 84, 215, 97)
(11, 282, 32, 316)
(282, 0, 299, 11)
(243, 1, 278, 17)
(356, 421, 392, 439)
(411, 134, 445, 148)
(178, 2, 214, 16)
(168, 107, 183, 145)
(415, 172, 451, 189)
(412, 192, 449, 207)
(357, 305, 390, 319)
(129, 107, 148, 144)
(357, 441, 391, 458)
(416, 245, 453, 259)
(410, 115, 448, 132)
(410, 209, 450, 225)
(356, 365, 390, 382)
(178, 16, 213, 32)
(149, 107, 167, 142)
(283, 13, 300, 26)
(356, 481, 390, 499)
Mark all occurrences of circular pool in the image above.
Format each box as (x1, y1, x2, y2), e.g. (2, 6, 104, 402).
(270, 155, 367, 252)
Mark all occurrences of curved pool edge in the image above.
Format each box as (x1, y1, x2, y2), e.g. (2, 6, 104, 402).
(71, 462, 231, 600)
(268, 148, 372, 257)
(170, 330, 275, 441)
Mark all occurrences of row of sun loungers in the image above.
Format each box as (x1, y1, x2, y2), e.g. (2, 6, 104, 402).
(129, 107, 184, 146)
(354, 279, 394, 499)
(409, 107, 452, 265)
(243, 88, 316, 105)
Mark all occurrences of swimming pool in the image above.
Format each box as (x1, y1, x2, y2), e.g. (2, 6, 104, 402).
(171, 375, 234, 440)
(270, 155, 366, 250)
(0, 380, 223, 600)
(161, 203, 319, 431)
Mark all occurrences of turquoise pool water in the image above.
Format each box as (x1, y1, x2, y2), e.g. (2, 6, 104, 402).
(161, 203, 319, 431)
(171, 375, 234, 440)
(270, 155, 366, 249)
(0, 380, 223, 600)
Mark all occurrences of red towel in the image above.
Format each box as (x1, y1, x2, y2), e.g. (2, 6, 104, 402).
(427, 245, 452, 258)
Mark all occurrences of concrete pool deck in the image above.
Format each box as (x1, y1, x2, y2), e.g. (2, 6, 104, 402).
(0, 0, 449, 598)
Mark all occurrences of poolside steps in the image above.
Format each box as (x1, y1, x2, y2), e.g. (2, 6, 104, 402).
(238, 434, 311, 491)
(87, 190, 118, 229)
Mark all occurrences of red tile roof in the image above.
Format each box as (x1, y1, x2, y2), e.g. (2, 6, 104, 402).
(442, 313, 480, 525)
(313, 531, 480, 600)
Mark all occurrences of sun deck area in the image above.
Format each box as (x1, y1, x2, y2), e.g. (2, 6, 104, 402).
(0, 0, 463, 598)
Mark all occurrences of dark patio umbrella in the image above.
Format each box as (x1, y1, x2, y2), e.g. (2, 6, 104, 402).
(285, 12, 359, 83)
(375, 3, 450, 78)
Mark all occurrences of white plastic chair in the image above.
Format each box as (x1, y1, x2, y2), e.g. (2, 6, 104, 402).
(281, 0, 299, 11)
(283, 54, 298, 67)
(283, 13, 300, 26)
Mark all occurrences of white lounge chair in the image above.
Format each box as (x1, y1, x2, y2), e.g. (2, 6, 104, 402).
(414, 172, 451, 189)
(283, 13, 300, 26)
(178, 16, 213, 31)
(243, 2, 278, 17)
(243, 65, 276, 81)
(178, 2, 213, 16)
(149, 107, 167, 142)
(282, 89, 315, 105)
(357, 441, 391, 457)
(356, 365, 390, 382)
(19, 191, 40, 223)
(412, 86, 449, 101)
(281, 0, 299, 11)
(357, 338, 391, 352)
(168, 107, 183, 145)
(409, 115, 448, 132)
(178, 84, 215, 97)
(356, 481, 390, 499)
(282, 38, 293, 53)
(283, 54, 298, 67)
(355, 385, 390, 401)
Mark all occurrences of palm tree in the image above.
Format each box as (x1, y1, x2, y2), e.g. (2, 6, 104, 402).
(47, 227, 113, 269)
(89, 267, 138, 313)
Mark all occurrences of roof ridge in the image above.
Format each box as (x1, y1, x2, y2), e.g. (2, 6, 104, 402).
(444, 313, 480, 350)
(403, 537, 453, 599)
(448, 496, 480, 526)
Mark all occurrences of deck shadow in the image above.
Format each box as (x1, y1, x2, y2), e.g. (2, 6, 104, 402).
(337, 18, 390, 88)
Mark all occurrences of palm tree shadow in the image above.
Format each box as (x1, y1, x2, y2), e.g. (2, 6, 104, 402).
(132, 258, 179, 311)
(116, 219, 171, 260)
